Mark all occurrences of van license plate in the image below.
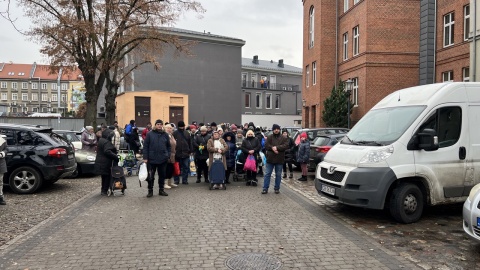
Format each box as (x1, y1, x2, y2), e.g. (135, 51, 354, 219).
(477, 217, 480, 227)
(321, 184, 335, 196)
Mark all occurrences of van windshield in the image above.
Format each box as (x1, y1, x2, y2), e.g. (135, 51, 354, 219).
(344, 106, 426, 146)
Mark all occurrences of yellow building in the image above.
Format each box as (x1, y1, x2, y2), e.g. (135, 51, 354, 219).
(115, 90, 189, 127)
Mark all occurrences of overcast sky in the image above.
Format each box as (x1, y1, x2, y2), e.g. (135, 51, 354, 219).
(0, 0, 303, 68)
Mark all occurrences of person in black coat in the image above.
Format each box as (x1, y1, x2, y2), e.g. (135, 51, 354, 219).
(240, 129, 261, 186)
(282, 130, 295, 179)
(129, 127, 141, 154)
(223, 131, 236, 183)
(173, 121, 192, 185)
(192, 126, 211, 183)
(94, 129, 119, 196)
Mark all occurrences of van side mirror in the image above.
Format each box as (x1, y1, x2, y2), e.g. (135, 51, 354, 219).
(417, 128, 439, 151)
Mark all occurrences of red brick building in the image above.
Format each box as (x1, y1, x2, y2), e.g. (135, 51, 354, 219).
(302, 0, 470, 128)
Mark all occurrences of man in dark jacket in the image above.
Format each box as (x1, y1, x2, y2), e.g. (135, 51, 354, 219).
(262, 124, 289, 194)
(143, 119, 171, 197)
(94, 129, 120, 196)
(192, 126, 211, 183)
(173, 121, 192, 185)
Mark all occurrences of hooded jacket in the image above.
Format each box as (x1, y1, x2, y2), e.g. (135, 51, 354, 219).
(94, 130, 119, 175)
(143, 127, 171, 165)
(223, 132, 237, 168)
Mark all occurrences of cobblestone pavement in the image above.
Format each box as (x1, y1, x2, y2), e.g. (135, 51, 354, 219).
(281, 171, 480, 270)
(0, 173, 419, 270)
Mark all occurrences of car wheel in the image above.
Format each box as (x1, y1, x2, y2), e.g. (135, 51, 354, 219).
(69, 166, 81, 178)
(9, 166, 42, 194)
(389, 183, 424, 224)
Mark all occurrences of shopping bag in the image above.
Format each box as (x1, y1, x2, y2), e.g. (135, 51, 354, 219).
(243, 154, 257, 172)
(138, 162, 148, 181)
(189, 156, 197, 176)
(173, 162, 181, 176)
(259, 151, 266, 166)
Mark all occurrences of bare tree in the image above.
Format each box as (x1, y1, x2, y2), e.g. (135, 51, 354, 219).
(2, 0, 203, 127)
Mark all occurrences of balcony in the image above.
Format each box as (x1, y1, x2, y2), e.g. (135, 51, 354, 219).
(242, 80, 300, 91)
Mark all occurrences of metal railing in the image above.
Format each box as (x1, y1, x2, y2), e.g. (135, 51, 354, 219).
(241, 80, 300, 91)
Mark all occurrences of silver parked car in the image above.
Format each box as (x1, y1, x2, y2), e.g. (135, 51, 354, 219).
(463, 183, 480, 241)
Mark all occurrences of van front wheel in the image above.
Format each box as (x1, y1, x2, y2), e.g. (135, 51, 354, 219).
(389, 183, 424, 224)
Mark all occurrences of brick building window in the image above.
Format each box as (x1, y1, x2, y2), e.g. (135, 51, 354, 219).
(306, 65, 310, 87)
(343, 32, 348, 60)
(266, 93, 272, 109)
(444, 12, 454, 47)
(255, 93, 262, 109)
(309, 6, 314, 48)
(442, 71, 453, 82)
(464, 5, 470, 40)
(245, 93, 251, 108)
(344, 0, 349, 12)
(312, 61, 317, 85)
(352, 77, 359, 106)
(463, 67, 470, 82)
(353, 26, 359, 56)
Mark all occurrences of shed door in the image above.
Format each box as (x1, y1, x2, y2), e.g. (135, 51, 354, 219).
(169, 107, 184, 125)
(135, 97, 151, 127)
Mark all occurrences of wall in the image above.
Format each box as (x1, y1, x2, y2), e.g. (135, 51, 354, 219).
(0, 117, 87, 131)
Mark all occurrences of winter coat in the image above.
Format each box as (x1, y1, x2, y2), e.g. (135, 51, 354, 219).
(141, 128, 151, 140)
(124, 124, 135, 141)
(296, 140, 310, 164)
(284, 137, 295, 163)
(207, 138, 228, 169)
(173, 129, 192, 159)
(265, 133, 289, 164)
(94, 137, 118, 175)
(112, 129, 121, 151)
(235, 135, 244, 148)
(168, 133, 176, 164)
(240, 136, 261, 164)
(0, 137, 8, 174)
(193, 133, 211, 160)
(223, 132, 236, 168)
(143, 129, 171, 165)
(81, 131, 97, 152)
(128, 129, 141, 153)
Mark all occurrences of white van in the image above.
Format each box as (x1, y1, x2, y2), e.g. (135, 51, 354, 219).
(315, 82, 480, 223)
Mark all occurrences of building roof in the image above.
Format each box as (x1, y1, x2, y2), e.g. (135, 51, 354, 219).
(0, 62, 83, 81)
(155, 27, 246, 47)
(242, 57, 302, 74)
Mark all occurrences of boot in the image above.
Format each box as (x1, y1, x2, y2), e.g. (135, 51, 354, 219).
(0, 196, 5, 205)
(289, 173, 293, 179)
(159, 190, 168, 196)
(164, 181, 171, 189)
(298, 176, 307, 181)
(168, 179, 177, 187)
(282, 173, 287, 178)
(147, 190, 153, 197)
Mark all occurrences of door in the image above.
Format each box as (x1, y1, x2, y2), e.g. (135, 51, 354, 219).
(413, 104, 469, 201)
(270, 75, 276, 89)
(169, 107, 184, 125)
(135, 97, 151, 127)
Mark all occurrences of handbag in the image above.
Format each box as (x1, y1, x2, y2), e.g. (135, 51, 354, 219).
(243, 154, 257, 172)
(173, 161, 181, 176)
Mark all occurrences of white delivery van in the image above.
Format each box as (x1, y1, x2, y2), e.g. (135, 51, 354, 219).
(315, 82, 480, 223)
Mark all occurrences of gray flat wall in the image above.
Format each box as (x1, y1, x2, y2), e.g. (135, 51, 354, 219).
(0, 117, 88, 131)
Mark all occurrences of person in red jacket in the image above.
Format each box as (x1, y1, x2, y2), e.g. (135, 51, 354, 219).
(141, 122, 152, 140)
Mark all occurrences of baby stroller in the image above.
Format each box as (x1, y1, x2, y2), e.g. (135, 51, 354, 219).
(118, 150, 141, 176)
(107, 165, 127, 196)
(233, 149, 246, 182)
(209, 158, 227, 190)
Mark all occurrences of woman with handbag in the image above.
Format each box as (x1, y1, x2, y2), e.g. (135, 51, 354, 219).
(164, 124, 178, 189)
(240, 129, 261, 186)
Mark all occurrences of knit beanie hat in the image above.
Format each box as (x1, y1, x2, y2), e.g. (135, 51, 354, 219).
(190, 125, 197, 130)
(200, 126, 208, 132)
(155, 119, 163, 125)
(300, 132, 308, 139)
(272, 124, 281, 130)
(210, 122, 217, 127)
(178, 121, 186, 127)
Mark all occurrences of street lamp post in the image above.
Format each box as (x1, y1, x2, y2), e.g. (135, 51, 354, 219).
(344, 79, 353, 129)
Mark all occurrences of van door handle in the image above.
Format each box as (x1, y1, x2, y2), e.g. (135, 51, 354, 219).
(459, 146, 466, 160)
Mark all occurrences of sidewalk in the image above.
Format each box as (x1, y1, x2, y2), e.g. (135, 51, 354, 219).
(0, 175, 418, 269)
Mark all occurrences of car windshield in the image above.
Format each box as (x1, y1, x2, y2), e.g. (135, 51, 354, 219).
(344, 106, 426, 146)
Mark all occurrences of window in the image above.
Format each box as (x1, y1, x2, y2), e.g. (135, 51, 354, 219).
(52, 94, 58, 102)
(442, 71, 453, 82)
(309, 6, 315, 48)
(255, 93, 262, 109)
(22, 93, 28, 101)
(22, 82, 28, 89)
(0, 82, 6, 89)
(312, 62, 317, 85)
(418, 106, 461, 148)
(463, 67, 470, 82)
(12, 93, 17, 100)
(275, 94, 281, 109)
(352, 78, 359, 106)
(32, 93, 38, 101)
(1, 93, 6, 100)
(51, 83, 57, 90)
(344, 0, 349, 12)
(11, 82, 17, 89)
(62, 94, 66, 102)
(61, 83, 68, 90)
(42, 107, 47, 113)
(464, 5, 470, 40)
(245, 93, 251, 108)
(42, 93, 48, 101)
(242, 73, 248, 87)
(354, 0, 360, 4)
(32, 82, 38, 90)
(41, 83, 47, 90)
(266, 93, 272, 109)
(32, 107, 38, 113)
(306, 65, 310, 87)
(353, 26, 359, 56)
(343, 32, 348, 60)
(444, 12, 455, 47)
(251, 73, 258, 88)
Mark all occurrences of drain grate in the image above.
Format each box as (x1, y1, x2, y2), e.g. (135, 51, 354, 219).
(225, 252, 282, 270)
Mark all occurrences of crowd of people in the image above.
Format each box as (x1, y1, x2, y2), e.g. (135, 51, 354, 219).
(88, 120, 310, 197)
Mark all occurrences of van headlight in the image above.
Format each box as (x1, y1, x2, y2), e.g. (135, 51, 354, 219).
(359, 145, 394, 164)
(468, 184, 480, 201)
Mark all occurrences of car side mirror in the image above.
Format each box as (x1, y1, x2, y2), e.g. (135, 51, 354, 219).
(417, 128, 439, 151)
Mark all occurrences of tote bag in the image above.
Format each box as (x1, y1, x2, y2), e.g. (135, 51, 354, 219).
(243, 154, 257, 172)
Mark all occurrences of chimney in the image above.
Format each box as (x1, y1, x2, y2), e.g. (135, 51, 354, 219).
(278, 59, 284, 68)
(252, 55, 259, 64)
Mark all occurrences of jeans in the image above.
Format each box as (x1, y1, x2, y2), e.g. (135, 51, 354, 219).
(174, 157, 190, 184)
(262, 163, 283, 190)
(148, 162, 167, 191)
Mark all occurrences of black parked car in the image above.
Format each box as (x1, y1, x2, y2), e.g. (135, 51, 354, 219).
(309, 134, 346, 170)
(0, 124, 77, 194)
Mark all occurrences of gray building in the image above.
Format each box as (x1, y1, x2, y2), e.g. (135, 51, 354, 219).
(241, 56, 302, 128)
(99, 28, 245, 125)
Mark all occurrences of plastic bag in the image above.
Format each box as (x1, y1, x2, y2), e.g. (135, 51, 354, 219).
(173, 162, 181, 176)
(259, 152, 266, 166)
(138, 162, 148, 181)
(244, 154, 257, 172)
